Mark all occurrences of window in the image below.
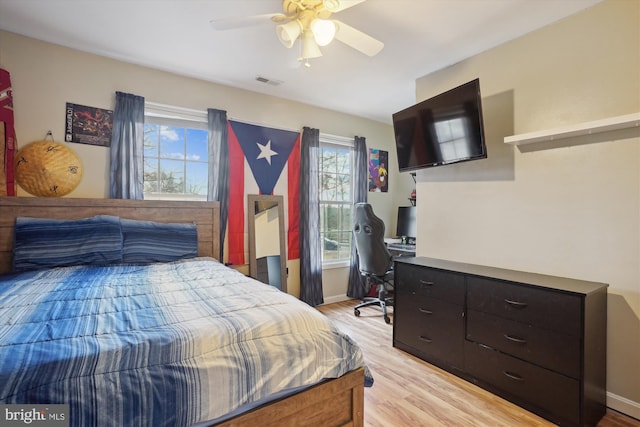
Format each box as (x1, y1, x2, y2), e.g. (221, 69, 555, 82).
(143, 104, 208, 201)
(319, 135, 353, 265)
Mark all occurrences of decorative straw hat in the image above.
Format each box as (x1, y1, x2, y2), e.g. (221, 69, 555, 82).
(14, 140, 83, 197)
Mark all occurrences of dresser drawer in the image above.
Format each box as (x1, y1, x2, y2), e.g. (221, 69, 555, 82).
(466, 310, 580, 378)
(395, 263, 465, 305)
(467, 277, 581, 336)
(394, 295, 464, 368)
(465, 341, 580, 426)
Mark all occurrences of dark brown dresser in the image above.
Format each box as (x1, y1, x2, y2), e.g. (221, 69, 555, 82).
(393, 257, 608, 427)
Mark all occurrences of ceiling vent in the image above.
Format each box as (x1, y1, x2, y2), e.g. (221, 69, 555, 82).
(256, 76, 283, 86)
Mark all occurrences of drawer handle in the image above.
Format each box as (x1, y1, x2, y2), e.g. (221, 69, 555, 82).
(504, 298, 528, 309)
(419, 336, 433, 343)
(419, 308, 433, 315)
(503, 371, 525, 382)
(503, 334, 527, 344)
(419, 280, 434, 286)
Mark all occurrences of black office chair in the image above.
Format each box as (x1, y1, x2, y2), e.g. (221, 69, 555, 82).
(352, 202, 394, 324)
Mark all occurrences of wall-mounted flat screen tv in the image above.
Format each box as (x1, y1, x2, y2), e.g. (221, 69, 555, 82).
(393, 78, 487, 172)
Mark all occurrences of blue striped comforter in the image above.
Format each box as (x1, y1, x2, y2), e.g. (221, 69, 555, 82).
(0, 258, 371, 426)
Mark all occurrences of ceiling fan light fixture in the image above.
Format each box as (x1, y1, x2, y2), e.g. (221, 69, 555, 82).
(322, 0, 341, 12)
(276, 19, 302, 48)
(299, 33, 323, 63)
(310, 18, 336, 46)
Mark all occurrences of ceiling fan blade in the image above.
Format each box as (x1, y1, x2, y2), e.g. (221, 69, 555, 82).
(210, 13, 285, 30)
(326, 0, 367, 12)
(333, 20, 384, 56)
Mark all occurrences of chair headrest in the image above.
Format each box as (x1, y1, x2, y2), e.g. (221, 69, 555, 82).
(352, 203, 392, 276)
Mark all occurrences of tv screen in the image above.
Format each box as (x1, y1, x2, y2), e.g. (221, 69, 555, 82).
(396, 206, 417, 240)
(393, 78, 487, 172)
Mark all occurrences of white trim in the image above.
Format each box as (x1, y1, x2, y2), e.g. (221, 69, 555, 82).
(320, 132, 354, 147)
(607, 392, 640, 420)
(145, 101, 207, 123)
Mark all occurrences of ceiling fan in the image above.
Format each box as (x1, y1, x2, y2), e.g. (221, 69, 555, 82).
(210, 0, 384, 67)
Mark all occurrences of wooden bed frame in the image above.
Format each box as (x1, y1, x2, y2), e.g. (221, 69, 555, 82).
(0, 197, 220, 274)
(0, 197, 365, 427)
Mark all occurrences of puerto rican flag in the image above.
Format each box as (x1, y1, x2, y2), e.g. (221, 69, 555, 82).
(227, 120, 300, 266)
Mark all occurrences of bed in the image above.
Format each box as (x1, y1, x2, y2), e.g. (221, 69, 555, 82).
(0, 197, 370, 427)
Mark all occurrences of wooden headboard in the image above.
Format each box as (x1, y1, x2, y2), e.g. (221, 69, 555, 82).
(0, 197, 220, 275)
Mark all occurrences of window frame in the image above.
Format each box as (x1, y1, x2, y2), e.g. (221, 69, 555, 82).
(143, 102, 209, 201)
(319, 133, 354, 269)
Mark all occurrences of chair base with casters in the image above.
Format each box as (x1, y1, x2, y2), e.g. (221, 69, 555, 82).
(354, 273, 394, 324)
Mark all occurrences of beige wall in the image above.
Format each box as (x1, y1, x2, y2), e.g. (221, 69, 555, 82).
(415, 0, 639, 417)
(0, 29, 412, 301)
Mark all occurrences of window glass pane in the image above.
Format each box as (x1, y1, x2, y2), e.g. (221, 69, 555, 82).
(338, 230, 351, 260)
(322, 234, 339, 261)
(144, 160, 158, 193)
(326, 204, 339, 231)
(322, 148, 336, 173)
(336, 149, 350, 174)
(159, 159, 184, 193)
(321, 173, 336, 201)
(186, 161, 208, 195)
(186, 128, 208, 161)
(340, 205, 352, 233)
(160, 126, 185, 160)
(143, 113, 209, 200)
(144, 124, 159, 158)
(320, 204, 328, 232)
(336, 173, 351, 202)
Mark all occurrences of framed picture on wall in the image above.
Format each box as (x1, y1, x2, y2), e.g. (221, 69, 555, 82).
(65, 103, 113, 147)
(368, 148, 388, 192)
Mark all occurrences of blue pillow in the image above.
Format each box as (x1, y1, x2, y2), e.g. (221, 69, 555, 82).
(13, 215, 123, 272)
(120, 218, 198, 264)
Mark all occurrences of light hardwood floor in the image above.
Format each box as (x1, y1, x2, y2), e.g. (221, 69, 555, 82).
(317, 300, 639, 427)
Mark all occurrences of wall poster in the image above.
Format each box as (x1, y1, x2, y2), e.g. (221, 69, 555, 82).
(368, 148, 388, 192)
(65, 103, 113, 147)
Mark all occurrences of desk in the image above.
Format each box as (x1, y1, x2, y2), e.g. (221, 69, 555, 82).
(387, 242, 416, 257)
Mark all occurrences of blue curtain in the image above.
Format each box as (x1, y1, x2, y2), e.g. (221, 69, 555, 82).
(109, 91, 145, 199)
(207, 109, 229, 261)
(347, 136, 369, 299)
(299, 127, 323, 306)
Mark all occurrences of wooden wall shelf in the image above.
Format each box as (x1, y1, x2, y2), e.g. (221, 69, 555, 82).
(504, 112, 640, 146)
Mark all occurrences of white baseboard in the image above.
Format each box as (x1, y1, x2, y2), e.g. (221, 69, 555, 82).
(608, 392, 640, 420)
(322, 294, 353, 305)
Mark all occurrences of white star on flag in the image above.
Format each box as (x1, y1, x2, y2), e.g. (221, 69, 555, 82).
(256, 140, 278, 165)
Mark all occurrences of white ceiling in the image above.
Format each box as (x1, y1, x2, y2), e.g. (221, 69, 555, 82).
(0, 0, 603, 124)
